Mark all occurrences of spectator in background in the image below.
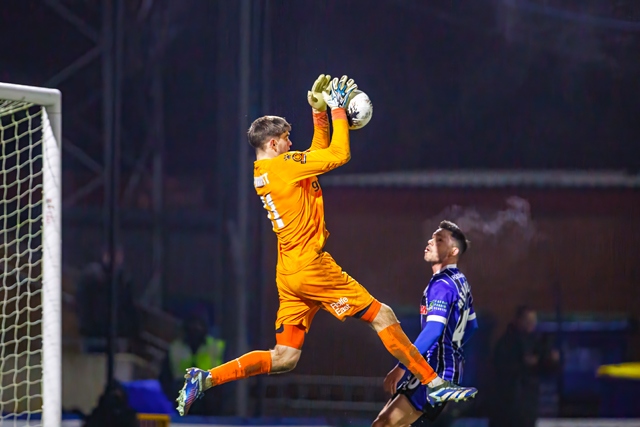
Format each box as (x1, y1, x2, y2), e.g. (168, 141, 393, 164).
(490, 306, 560, 427)
(160, 312, 226, 415)
(83, 382, 139, 427)
(75, 246, 140, 349)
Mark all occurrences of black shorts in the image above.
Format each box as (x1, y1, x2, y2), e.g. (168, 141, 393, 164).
(412, 404, 447, 425)
(395, 372, 448, 422)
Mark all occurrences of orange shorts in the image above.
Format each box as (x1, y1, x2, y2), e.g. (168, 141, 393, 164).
(275, 251, 381, 333)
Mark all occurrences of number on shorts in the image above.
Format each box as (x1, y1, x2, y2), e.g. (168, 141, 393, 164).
(407, 376, 421, 390)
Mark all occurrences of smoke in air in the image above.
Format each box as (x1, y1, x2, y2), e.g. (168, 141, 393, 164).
(424, 197, 542, 257)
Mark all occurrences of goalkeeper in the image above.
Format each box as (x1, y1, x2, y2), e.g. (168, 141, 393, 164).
(176, 75, 478, 416)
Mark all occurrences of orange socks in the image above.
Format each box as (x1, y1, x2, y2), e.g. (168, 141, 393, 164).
(207, 350, 272, 387)
(377, 323, 437, 384)
(206, 325, 434, 388)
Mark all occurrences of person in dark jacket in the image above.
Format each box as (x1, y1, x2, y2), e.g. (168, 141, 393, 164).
(490, 306, 560, 427)
(76, 246, 140, 347)
(83, 382, 139, 427)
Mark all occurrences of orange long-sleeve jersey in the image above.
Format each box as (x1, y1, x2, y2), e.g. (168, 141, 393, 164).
(253, 108, 350, 273)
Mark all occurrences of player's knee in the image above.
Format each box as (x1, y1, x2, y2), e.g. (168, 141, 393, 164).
(370, 303, 399, 332)
(270, 345, 301, 373)
(371, 412, 392, 427)
(278, 356, 298, 373)
(277, 352, 299, 373)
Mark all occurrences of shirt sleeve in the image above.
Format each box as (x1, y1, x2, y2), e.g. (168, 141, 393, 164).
(468, 292, 476, 323)
(413, 320, 446, 356)
(273, 108, 350, 183)
(425, 280, 456, 325)
(309, 110, 330, 151)
(464, 292, 478, 342)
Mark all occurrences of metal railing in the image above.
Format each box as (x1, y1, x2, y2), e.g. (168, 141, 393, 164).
(261, 375, 388, 415)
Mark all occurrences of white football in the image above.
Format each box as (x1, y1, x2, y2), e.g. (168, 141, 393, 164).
(346, 90, 373, 130)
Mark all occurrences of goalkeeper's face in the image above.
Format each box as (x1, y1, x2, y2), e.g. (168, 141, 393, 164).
(268, 131, 292, 156)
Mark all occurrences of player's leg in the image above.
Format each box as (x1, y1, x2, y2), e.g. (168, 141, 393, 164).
(202, 324, 305, 384)
(371, 394, 422, 427)
(177, 350, 273, 416)
(368, 303, 440, 385)
(176, 325, 306, 416)
(374, 373, 449, 427)
(369, 303, 477, 402)
(305, 252, 477, 402)
(297, 252, 436, 385)
(177, 276, 315, 416)
(270, 324, 305, 371)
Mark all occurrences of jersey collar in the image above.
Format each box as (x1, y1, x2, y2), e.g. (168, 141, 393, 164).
(435, 264, 457, 274)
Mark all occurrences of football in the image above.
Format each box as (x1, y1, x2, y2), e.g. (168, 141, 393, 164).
(346, 90, 373, 130)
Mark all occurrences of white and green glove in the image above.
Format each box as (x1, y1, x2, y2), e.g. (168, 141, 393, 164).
(307, 74, 332, 112)
(322, 75, 357, 110)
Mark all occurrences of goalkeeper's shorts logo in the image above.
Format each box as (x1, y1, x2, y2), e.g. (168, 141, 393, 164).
(330, 297, 350, 316)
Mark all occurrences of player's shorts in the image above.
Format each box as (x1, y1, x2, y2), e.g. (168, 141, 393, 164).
(275, 251, 380, 332)
(395, 370, 447, 421)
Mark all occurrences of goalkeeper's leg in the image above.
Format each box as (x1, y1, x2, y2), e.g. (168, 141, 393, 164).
(371, 304, 478, 405)
(369, 303, 440, 386)
(207, 325, 304, 385)
(370, 303, 476, 403)
(176, 325, 304, 416)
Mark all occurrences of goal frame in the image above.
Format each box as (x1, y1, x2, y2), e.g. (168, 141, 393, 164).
(0, 82, 62, 427)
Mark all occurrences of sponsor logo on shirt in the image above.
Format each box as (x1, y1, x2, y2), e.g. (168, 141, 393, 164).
(420, 305, 428, 315)
(428, 299, 448, 314)
(292, 152, 306, 164)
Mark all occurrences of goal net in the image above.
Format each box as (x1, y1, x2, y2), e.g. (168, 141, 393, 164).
(0, 83, 61, 427)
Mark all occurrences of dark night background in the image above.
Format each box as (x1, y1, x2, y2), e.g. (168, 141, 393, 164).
(3, 0, 640, 177)
(2, 0, 640, 423)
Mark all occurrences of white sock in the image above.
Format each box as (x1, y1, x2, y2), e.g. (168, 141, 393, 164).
(428, 376, 444, 388)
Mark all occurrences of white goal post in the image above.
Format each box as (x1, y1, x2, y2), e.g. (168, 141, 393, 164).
(0, 82, 61, 427)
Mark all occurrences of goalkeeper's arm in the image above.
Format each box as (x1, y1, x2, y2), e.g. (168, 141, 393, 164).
(272, 108, 350, 183)
(322, 107, 350, 163)
(309, 110, 330, 151)
(308, 74, 331, 151)
(303, 74, 358, 163)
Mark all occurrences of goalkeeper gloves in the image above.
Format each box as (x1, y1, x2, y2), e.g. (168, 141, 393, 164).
(307, 74, 332, 112)
(322, 75, 357, 110)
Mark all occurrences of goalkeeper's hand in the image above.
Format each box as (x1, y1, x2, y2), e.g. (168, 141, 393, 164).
(322, 75, 357, 110)
(307, 74, 332, 112)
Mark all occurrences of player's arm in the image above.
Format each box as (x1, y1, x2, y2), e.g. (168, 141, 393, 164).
(397, 282, 454, 370)
(463, 293, 478, 344)
(414, 283, 454, 353)
(412, 322, 446, 356)
(274, 76, 357, 183)
(309, 110, 330, 151)
(272, 108, 350, 183)
(307, 74, 331, 151)
(396, 325, 446, 372)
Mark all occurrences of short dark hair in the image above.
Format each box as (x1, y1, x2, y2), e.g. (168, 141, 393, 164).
(247, 116, 291, 150)
(439, 220, 470, 254)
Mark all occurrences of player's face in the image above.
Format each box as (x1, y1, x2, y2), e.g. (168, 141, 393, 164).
(273, 131, 292, 155)
(424, 228, 455, 263)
